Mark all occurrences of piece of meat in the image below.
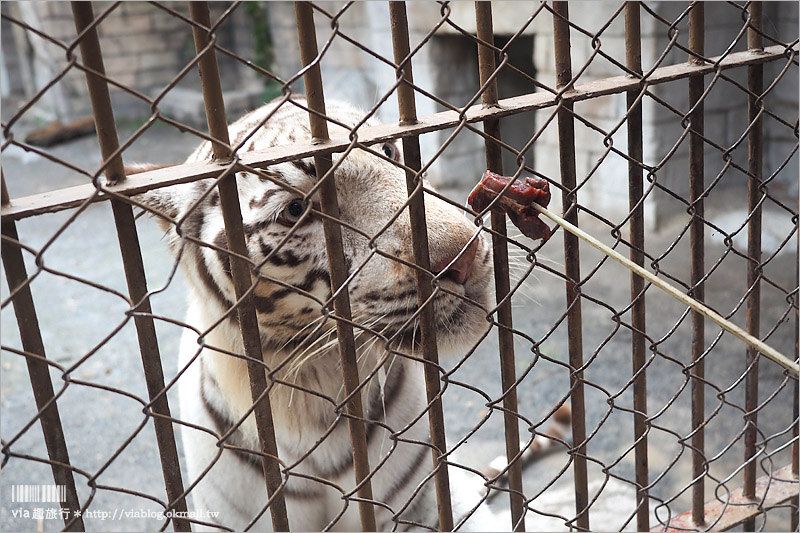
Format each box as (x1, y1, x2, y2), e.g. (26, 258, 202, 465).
(468, 170, 553, 241)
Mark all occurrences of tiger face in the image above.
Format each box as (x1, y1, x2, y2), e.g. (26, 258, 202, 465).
(140, 100, 492, 364)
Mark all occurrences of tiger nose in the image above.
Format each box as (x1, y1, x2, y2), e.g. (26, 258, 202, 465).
(432, 239, 479, 285)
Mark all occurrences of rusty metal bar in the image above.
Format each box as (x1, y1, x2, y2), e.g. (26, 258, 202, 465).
(390, 2, 417, 126)
(652, 463, 798, 532)
(2, 44, 790, 223)
(794, 249, 799, 532)
(552, 2, 589, 530)
(794, 374, 799, 532)
(189, 3, 290, 530)
(69, 3, 125, 185)
(794, 129, 799, 533)
(388, 2, 454, 530)
(1, 215, 85, 530)
(687, 2, 706, 527)
(294, 3, 378, 530)
(474, 2, 525, 530)
(625, 3, 649, 531)
(110, 202, 193, 532)
(743, 5, 763, 532)
(189, 2, 233, 162)
(70, 3, 191, 530)
(2, 170, 9, 206)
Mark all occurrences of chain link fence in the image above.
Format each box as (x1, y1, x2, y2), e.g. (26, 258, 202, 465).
(1, 1, 798, 531)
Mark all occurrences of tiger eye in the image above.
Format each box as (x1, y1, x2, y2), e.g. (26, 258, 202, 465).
(382, 142, 399, 161)
(280, 199, 307, 225)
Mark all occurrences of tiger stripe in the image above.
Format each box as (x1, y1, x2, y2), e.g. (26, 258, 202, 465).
(140, 98, 507, 531)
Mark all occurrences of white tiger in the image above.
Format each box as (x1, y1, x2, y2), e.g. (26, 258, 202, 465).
(137, 99, 508, 531)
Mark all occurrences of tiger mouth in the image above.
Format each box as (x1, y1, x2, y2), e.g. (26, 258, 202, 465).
(258, 272, 489, 356)
(366, 290, 486, 352)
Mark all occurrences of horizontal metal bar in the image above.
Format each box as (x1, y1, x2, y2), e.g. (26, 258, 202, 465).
(652, 464, 798, 532)
(1, 44, 790, 222)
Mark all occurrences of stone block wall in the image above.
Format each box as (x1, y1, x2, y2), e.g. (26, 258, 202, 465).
(3, 2, 262, 124)
(644, 2, 799, 222)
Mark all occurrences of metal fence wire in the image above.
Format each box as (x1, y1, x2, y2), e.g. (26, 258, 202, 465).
(1, 1, 798, 532)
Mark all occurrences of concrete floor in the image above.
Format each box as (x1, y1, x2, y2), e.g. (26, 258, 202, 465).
(1, 121, 797, 532)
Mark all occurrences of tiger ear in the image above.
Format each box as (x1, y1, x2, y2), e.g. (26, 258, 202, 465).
(125, 162, 171, 175)
(126, 163, 181, 231)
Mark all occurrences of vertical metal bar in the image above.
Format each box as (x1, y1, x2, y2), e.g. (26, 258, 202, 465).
(389, 2, 417, 126)
(2, 170, 10, 206)
(474, 3, 525, 530)
(794, 237, 799, 532)
(793, 370, 799, 532)
(387, 3, 455, 530)
(188, 3, 290, 530)
(2, 181, 85, 531)
(625, 3, 649, 531)
(70, 4, 191, 530)
(70, 3, 125, 185)
(188, 3, 233, 162)
(294, 3, 378, 531)
(109, 202, 193, 533)
(743, 4, 763, 531)
(687, 2, 706, 527)
(552, 3, 589, 530)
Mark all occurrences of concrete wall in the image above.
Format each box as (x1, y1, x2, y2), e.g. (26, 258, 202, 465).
(645, 1, 800, 222)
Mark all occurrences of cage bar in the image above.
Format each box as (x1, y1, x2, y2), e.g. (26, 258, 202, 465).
(70, 3, 191, 530)
(625, 3, 650, 531)
(0, 3, 796, 530)
(189, 3, 290, 530)
(474, 2, 526, 530)
(294, 3, 378, 530)
(552, 2, 590, 530)
(794, 257, 799, 532)
(743, 4, 764, 531)
(1, 172, 8, 207)
(2, 44, 790, 223)
(69, 4, 125, 185)
(794, 380, 799, 532)
(653, 463, 798, 531)
(388, 2, 455, 530)
(188, 3, 233, 162)
(1, 199, 85, 530)
(687, 2, 706, 527)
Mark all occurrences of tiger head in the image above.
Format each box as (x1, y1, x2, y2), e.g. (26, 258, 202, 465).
(137, 100, 493, 365)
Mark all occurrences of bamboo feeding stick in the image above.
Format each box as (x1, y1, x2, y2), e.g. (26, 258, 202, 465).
(530, 203, 799, 375)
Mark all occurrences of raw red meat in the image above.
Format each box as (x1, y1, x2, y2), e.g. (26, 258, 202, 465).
(468, 170, 553, 241)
